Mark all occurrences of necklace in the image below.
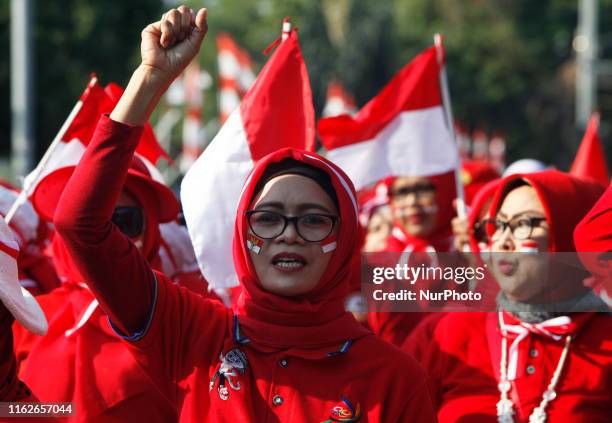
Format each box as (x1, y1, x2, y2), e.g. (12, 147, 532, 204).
(497, 314, 572, 423)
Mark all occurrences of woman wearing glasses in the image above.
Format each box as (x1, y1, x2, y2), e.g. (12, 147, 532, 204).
(12, 156, 180, 422)
(404, 170, 611, 422)
(50, 6, 436, 422)
(367, 172, 459, 347)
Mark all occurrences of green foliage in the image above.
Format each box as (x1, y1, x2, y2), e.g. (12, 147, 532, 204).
(2, 0, 610, 171)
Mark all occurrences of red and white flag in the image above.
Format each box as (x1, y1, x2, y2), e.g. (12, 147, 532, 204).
(23, 76, 170, 194)
(180, 59, 205, 173)
(322, 80, 357, 117)
(318, 45, 459, 190)
(217, 33, 256, 124)
(570, 112, 610, 186)
(181, 23, 315, 289)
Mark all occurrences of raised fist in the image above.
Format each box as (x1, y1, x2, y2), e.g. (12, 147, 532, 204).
(140, 5, 208, 84)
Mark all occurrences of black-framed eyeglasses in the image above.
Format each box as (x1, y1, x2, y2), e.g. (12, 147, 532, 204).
(486, 216, 547, 241)
(246, 210, 339, 242)
(111, 206, 145, 238)
(390, 183, 436, 201)
(472, 219, 490, 243)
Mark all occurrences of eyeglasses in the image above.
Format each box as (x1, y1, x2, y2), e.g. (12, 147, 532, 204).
(245, 210, 339, 242)
(111, 206, 144, 238)
(472, 219, 490, 243)
(486, 216, 547, 241)
(390, 183, 436, 201)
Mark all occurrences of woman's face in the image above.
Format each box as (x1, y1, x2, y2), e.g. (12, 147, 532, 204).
(364, 207, 392, 252)
(390, 176, 438, 238)
(248, 174, 339, 296)
(490, 185, 550, 302)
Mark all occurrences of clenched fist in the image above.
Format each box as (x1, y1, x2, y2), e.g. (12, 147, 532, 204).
(110, 6, 208, 126)
(141, 6, 208, 83)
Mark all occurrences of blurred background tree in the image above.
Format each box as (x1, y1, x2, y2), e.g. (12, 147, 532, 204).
(1, 0, 611, 180)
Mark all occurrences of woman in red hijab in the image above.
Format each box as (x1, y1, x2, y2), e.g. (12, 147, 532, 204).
(367, 171, 458, 346)
(403, 170, 611, 422)
(50, 6, 436, 422)
(12, 155, 179, 422)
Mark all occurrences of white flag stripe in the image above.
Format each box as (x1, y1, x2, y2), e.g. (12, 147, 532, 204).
(24, 140, 87, 189)
(181, 109, 253, 288)
(325, 106, 457, 190)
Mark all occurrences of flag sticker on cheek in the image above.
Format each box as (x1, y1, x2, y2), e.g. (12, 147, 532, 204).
(321, 235, 337, 254)
(519, 240, 539, 253)
(247, 233, 264, 254)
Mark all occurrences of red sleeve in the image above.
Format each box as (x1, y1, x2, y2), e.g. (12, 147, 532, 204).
(117, 271, 230, 404)
(53, 115, 154, 335)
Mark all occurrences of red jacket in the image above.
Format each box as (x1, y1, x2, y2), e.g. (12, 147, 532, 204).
(403, 312, 612, 422)
(50, 115, 437, 422)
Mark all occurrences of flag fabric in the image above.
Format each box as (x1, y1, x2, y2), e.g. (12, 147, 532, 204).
(180, 59, 205, 173)
(322, 80, 357, 117)
(24, 76, 170, 194)
(318, 46, 458, 190)
(217, 33, 256, 124)
(570, 112, 610, 186)
(181, 25, 315, 289)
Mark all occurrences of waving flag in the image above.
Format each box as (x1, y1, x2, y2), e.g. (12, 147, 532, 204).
(570, 112, 610, 185)
(323, 80, 357, 117)
(318, 46, 458, 190)
(181, 22, 315, 289)
(217, 33, 256, 124)
(2, 76, 171, 225)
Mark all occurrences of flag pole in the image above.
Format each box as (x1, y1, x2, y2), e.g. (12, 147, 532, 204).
(434, 34, 467, 221)
(4, 77, 92, 224)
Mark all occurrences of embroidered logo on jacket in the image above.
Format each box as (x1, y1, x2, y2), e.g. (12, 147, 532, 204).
(209, 348, 248, 401)
(321, 396, 362, 422)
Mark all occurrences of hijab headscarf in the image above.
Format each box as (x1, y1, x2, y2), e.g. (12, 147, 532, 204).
(232, 148, 370, 352)
(490, 170, 605, 253)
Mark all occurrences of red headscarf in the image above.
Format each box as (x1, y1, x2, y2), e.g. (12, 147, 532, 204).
(490, 170, 605, 252)
(574, 185, 612, 286)
(232, 148, 370, 352)
(467, 178, 502, 253)
(386, 170, 457, 252)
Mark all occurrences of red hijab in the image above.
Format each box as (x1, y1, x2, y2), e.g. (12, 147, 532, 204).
(386, 170, 457, 252)
(232, 148, 370, 352)
(490, 170, 605, 252)
(467, 178, 502, 253)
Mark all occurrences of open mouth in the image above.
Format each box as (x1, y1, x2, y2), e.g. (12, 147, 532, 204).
(496, 259, 517, 276)
(271, 253, 307, 271)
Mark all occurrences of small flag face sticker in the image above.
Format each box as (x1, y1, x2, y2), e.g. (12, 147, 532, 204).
(321, 236, 337, 253)
(247, 233, 264, 254)
(519, 240, 538, 253)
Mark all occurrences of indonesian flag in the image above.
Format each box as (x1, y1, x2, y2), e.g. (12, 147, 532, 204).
(23, 76, 170, 193)
(217, 33, 256, 124)
(570, 112, 610, 186)
(180, 59, 205, 173)
(318, 45, 458, 190)
(181, 24, 315, 289)
(322, 80, 357, 117)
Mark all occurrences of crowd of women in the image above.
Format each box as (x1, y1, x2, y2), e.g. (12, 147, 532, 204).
(1, 6, 610, 423)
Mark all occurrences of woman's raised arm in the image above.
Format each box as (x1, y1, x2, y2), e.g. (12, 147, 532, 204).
(54, 6, 208, 335)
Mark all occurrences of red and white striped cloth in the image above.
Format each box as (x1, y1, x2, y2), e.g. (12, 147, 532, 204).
(322, 80, 356, 117)
(217, 33, 256, 124)
(182, 23, 315, 289)
(318, 45, 458, 191)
